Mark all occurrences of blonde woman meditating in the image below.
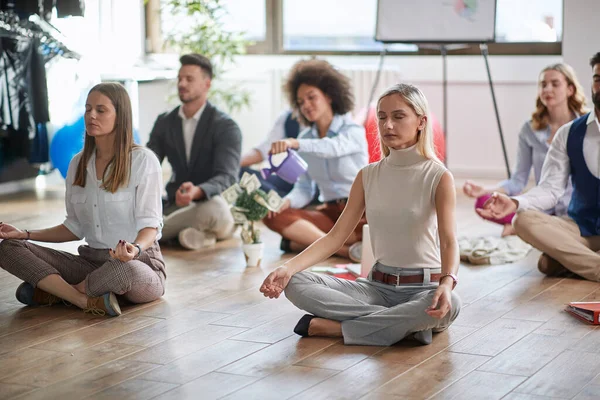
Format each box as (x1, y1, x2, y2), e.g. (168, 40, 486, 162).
(260, 84, 460, 346)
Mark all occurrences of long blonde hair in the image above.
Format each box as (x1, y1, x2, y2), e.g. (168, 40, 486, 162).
(73, 82, 137, 193)
(377, 83, 441, 164)
(531, 63, 588, 131)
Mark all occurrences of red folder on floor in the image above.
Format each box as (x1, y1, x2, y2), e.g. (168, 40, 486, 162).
(565, 302, 600, 325)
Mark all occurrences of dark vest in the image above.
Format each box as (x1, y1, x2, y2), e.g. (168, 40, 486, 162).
(567, 113, 600, 237)
(284, 112, 300, 139)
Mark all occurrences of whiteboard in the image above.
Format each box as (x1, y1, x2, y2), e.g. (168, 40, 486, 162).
(376, 0, 497, 43)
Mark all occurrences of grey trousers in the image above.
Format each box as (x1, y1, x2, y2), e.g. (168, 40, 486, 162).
(161, 196, 235, 241)
(284, 271, 461, 346)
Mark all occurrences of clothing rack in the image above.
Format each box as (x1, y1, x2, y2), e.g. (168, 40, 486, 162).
(0, 10, 79, 61)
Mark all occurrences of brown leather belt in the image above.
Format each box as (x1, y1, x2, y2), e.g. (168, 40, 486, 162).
(372, 270, 441, 285)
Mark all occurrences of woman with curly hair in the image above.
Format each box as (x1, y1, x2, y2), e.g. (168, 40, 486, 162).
(463, 63, 587, 236)
(264, 59, 368, 261)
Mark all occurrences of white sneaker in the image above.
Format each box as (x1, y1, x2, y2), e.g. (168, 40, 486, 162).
(348, 242, 362, 263)
(178, 228, 217, 250)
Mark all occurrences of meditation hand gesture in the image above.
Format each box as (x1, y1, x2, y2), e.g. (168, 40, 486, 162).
(462, 180, 487, 198)
(426, 284, 452, 319)
(109, 240, 139, 262)
(0, 223, 26, 240)
(260, 266, 293, 299)
(475, 192, 518, 221)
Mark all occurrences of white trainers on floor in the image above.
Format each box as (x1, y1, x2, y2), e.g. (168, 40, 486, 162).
(178, 228, 217, 250)
(348, 241, 362, 263)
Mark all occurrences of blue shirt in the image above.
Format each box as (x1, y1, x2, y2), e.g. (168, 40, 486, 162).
(286, 114, 368, 209)
(498, 120, 573, 216)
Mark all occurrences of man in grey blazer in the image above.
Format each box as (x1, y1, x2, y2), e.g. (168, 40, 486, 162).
(147, 54, 241, 250)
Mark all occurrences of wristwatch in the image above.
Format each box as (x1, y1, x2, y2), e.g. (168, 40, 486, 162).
(133, 243, 143, 259)
(439, 273, 458, 290)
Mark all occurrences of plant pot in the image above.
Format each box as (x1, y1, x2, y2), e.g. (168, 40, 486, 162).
(242, 242, 264, 267)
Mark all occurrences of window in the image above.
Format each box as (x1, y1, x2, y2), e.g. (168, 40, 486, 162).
(281, 0, 562, 53)
(495, 0, 562, 42)
(160, 0, 266, 47)
(282, 0, 416, 52)
(51, 0, 144, 63)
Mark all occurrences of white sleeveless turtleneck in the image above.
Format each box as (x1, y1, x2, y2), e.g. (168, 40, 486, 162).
(362, 145, 447, 270)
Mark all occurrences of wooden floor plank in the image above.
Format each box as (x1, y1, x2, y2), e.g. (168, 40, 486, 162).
(2, 342, 144, 388)
(295, 343, 385, 371)
(84, 379, 178, 400)
(372, 324, 476, 366)
(221, 365, 339, 400)
(429, 370, 526, 399)
(0, 348, 61, 381)
(230, 310, 305, 344)
(108, 309, 230, 347)
(209, 296, 298, 328)
(0, 306, 80, 338)
(13, 360, 160, 400)
(573, 384, 600, 400)
(137, 339, 267, 385)
(503, 279, 600, 322)
(123, 324, 248, 365)
(291, 358, 412, 400)
(217, 336, 338, 378)
(477, 333, 578, 377)
(448, 318, 541, 357)
(152, 372, 259, 400)
(513, 350, 600, 398)
(30, 314, 162, 352)
(374, 352, 490, 398)
(0, 382, 35, 399)
(0, 314, 104, 356)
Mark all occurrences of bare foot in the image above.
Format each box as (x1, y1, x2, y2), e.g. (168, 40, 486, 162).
(501, 224, 516, 237)
(307, 318, 343, 337)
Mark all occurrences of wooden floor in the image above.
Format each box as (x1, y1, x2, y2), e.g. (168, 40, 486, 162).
(1, 183, 600, 400)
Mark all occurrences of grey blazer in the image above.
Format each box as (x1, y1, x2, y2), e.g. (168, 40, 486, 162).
(147, 102, 242, 206)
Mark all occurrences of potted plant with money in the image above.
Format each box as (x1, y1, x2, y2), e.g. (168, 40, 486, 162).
(222, 172, 284, 267)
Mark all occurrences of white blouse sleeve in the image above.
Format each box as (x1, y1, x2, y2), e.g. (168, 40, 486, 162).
(62, 155, 84, 239)
(132, 149, 164, 233)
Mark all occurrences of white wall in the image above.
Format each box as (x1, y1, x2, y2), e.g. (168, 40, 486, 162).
(563, 0, 600, 108)
(138, 54, 560, 179)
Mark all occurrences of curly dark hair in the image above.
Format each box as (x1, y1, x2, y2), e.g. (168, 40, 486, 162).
(284, 59, 354, 125)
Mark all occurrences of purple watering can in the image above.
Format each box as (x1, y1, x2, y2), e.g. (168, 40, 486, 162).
(261, 149, 308, 184)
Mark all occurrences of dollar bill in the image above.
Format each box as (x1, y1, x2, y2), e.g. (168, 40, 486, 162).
(244, 174, 261, 194)
(267, 190, 284, 212)
(232, 211, 248, 225)
(239, 172, 252, 188)
(253, 194, 272, 211)
(241, 226, 253, 244)
(222, 184, 242, 204)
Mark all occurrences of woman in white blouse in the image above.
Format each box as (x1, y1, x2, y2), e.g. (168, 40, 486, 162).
(0, 82, 165, 317)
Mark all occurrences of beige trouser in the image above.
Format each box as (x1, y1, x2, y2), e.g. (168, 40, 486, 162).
(161, 196, 234, 241)
(513, 210, 600, 281)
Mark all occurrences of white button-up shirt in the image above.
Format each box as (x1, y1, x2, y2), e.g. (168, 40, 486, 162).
(178, 104, 206, 162)
(285, 114, 368, 209)
(63, 147, 164, 249)
(515, 111, 600, 211)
